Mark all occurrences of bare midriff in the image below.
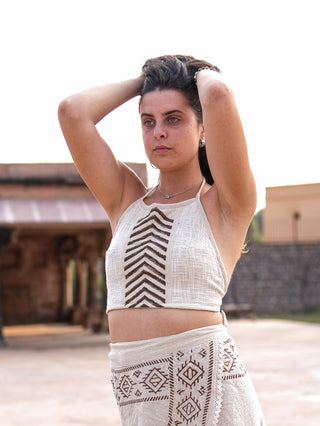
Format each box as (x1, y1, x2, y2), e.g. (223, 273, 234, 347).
(108, 308, 222, 343)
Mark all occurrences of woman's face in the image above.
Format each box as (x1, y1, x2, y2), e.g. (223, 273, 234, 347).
(139, 89, 203, 173)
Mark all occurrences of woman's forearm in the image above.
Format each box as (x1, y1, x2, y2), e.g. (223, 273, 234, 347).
(58, 77, 144, 125)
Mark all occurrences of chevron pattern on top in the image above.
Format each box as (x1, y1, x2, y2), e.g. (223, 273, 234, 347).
(124, 207, 174, 307)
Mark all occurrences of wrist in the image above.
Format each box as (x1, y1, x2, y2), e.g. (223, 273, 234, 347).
(135, 76, 145, 95)
(194, 66, 220, 85)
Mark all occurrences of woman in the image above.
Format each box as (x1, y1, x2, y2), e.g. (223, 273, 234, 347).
(58, 55, 265, 425)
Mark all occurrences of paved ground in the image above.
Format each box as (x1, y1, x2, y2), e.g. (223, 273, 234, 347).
(0, 319, 319, 426)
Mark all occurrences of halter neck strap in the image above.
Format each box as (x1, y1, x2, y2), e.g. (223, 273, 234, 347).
(196, 178, 207, 199)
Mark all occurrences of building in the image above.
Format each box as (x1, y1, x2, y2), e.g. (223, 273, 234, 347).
(263, 183, 320, 243)
(222, 182, 320, 314)
(0, 163, 147, 328)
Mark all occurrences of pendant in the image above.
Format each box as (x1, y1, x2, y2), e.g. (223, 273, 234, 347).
(165, 194, 171, 199)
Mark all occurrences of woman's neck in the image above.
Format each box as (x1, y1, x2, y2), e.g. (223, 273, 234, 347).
(157, 170, 204, 199)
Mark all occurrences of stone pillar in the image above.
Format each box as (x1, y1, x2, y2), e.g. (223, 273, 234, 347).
(86, 252, 101, 331)
(77, 229, 109, 331)
(0, 228, 13, 347)
(57, 236, 78, 322)
(71, 258, 88, 325)
(59, 255, 71, 318)
(78, 260, 88, 309)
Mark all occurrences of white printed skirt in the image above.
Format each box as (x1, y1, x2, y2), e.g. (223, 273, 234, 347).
(109, 324, 265, 425)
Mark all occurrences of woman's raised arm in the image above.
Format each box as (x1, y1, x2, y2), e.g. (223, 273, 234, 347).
(196, 70, 257, 222)
(58, 77, 145, 225)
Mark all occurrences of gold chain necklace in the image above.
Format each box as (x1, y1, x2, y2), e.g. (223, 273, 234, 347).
(157, 180, 202, 199)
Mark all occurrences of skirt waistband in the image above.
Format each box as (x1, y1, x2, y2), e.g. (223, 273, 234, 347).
(109, 323, 228, 368)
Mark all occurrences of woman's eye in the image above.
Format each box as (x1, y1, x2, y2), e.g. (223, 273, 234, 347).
(168, 116, 179, 124)
(143, 119, 154, 127)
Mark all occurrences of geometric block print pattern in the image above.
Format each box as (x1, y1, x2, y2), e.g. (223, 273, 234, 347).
(124, 207, 173, 307)
(111, 338, 226, 425)
(222, 338, 247, 381)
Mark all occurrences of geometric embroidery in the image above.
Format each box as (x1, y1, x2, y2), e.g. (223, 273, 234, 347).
(124, 207, 174, 307)
(110, 334, 253, 425)
(111, 357, 171, 407)
(176, 392, 201, 423)
(110, 335, 259, 425)
(223, 347, 237, 373)
(111, 339, 225, 425)
(117, 375, 135, 399)
(222, 338, 247, 380)
(141, 367, 168, 393)
(177, 356, 204, 388)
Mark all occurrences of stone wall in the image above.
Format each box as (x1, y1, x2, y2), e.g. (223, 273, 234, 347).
(0, 234, 62, 324)
(223, 242, 320, 314)
(0, 228, 109, 326)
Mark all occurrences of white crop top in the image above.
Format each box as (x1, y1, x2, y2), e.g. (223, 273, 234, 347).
(105, 180, 229, 313)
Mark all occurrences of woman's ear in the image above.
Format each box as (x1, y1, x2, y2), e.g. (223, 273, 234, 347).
(200, 126, 205, 141)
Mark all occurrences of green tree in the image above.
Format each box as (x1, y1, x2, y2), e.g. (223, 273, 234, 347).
(246, 209, 264, 243)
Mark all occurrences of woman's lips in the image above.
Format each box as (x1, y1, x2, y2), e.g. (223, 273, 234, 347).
(154, 145, 171, 153)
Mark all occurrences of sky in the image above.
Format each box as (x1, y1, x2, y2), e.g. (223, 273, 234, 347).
(1, 0, 319, 210)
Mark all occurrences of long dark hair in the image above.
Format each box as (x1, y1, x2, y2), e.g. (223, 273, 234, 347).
(140, 55, 220, 185)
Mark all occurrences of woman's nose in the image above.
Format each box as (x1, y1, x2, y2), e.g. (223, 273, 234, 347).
(153, 123, 167, 139)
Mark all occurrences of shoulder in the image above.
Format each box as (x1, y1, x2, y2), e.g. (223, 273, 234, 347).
(108, 163, 148, 232)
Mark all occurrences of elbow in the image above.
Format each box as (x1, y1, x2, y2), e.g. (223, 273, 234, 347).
(202, 80, 233, 107)
(58, 96, 82, 125)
